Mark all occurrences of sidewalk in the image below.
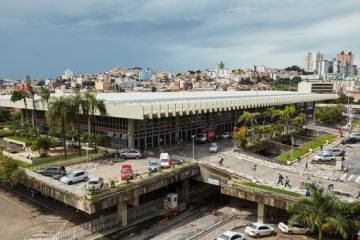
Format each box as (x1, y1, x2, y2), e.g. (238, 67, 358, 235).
(221, 148, 358, 201)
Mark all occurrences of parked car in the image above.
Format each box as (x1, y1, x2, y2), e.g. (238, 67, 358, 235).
(148, 159, 158, 172)
(219, 132, 232, 139)
(245, 223, 276, 238)
(120, 149, 142, 159)
(350, 132, 360, 141)
(278, 221, 312, 235)
(67, 143, 79, 148)
(341, 136, 357, 144)
(60, 170, 88, 185)
(86, 176, 104, 191)
(313, 153, 336, 162)
(209, 142, 219, 153)
(215, 230, 246, 240)
(322, 148, 345, 156)
(120, 164, 134, 180)
(37, 165, 66, 178)
(160, 152, 171, 168)
(195, 128, 217, 143)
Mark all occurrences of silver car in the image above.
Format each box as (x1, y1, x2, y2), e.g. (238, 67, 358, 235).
(60, 170, 88, 185)
(322, 148, 345, 156)
(278, 221, 312, 235)
(350, 132, 360, 141)
(245, 223, 276, 238)
(313, 153, 336, 162)
(209, 142, 219, 153)
(86, 176, 104, 191)
(120, 149, 142, 159)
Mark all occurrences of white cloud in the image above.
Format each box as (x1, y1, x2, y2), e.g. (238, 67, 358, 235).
(1, 0, 360, 78)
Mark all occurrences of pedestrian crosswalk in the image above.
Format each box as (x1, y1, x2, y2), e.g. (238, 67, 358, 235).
(340, 173, 360, 183)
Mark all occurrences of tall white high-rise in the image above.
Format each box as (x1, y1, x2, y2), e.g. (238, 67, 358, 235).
(315, 51, 324, 74)
(63, 69, 73, 80)
(304, 52, 314, 72)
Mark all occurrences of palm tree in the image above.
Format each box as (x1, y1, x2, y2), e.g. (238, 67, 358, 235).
(68, 92, 87, 156)
(46, 96, 71, 158)
(292, 113, 306, 131)
(27, 83, 37, 127)
(83, 92, 107, 147)
(238, 111, 260, 136)
(343, 201, 360, 237)
(39, 87, 51, 109)
(11, 90, 30, 127)
(31, 136, 52, 157)
(289, 184, 349, 240)
(263, 107, 282, 122)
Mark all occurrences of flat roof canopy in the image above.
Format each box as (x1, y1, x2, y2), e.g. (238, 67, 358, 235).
(0, 91, 338, 120)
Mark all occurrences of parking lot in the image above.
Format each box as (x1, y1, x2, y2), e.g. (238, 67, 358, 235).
(44, 155, 159, 193)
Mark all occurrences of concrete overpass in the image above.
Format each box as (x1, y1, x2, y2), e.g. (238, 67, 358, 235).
(195, 162, 298, 222)
(21, 160, 300, 226)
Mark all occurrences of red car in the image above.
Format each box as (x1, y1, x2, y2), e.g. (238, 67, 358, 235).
(120, 164, 134, 180)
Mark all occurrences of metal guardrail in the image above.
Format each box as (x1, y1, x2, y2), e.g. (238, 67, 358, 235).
(175, 213, 233, 240)
(28, 153, 103, 171)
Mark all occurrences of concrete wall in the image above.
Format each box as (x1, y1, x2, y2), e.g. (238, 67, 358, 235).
(221, 183, 296, 210)
(92, 165, 200, 213)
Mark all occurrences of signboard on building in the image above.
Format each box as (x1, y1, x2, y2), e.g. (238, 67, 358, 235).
(207, 178, 220, 186)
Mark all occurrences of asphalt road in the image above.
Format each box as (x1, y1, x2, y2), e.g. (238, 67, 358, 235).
(167, 138, 360, 197)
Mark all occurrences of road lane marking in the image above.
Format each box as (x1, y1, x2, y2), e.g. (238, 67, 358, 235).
(355, 176, 360, 183)
(347, 175, 354, 181)
(340, 174, 347, 180)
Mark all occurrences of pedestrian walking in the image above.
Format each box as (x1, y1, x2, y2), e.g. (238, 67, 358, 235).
(327, 180, 334, 192)
(219, 157, 224, 167)
(297, 156, 301, 164)
(356, 191, 360, 199)
(285, 176, 291, 188)
(304, 161, 309, 171)
(277, 173, 284, 185)
(320, 144, 323, 151)
(31, 188, 35, 198)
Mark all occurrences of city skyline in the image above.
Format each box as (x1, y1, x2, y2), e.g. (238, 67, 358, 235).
(1, 0, 360, 79)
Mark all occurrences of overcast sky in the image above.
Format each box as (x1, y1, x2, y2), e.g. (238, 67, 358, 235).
(1, 0, 360, 79)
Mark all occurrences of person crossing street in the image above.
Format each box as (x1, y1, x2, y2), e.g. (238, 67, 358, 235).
(277, 173, 284, 185)
(218, 157, 224, 167)
(285, 176, 291, 188)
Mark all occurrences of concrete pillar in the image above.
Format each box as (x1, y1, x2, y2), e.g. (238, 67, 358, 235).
(175, 115, 180, 143)
(182, 179, 190, 205)
(127, 119, 135, 149)
(128, 195, 139, 207)
(208, 112, 213, 128)
(117, 202, 128, 227)
(257, 203, 265, 223)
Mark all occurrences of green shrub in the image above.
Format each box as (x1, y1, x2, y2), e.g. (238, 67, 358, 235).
(6, 135, 34, 146)
(0, 129, 14, 138)
(277, 134, 336, 162)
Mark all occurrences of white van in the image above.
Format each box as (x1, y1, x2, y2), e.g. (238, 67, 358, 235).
(160, 152, 171, 168)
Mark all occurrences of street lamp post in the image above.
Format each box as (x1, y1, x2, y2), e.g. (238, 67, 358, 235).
(232, 208, 236, 227)
(233, 127, 236, 150)
(191, 135, 196, 160)
(86, 143, 89, 162)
